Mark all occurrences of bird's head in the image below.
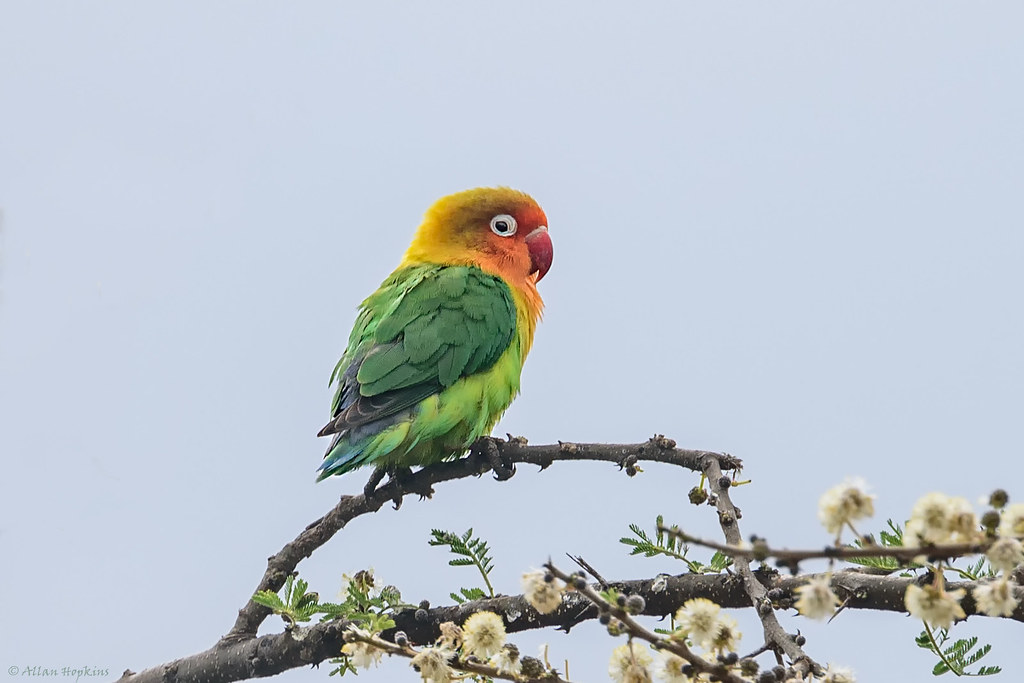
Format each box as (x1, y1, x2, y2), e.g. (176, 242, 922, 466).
(403, 187, 553, 286)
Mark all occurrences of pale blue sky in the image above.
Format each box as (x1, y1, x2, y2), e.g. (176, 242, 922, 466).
(2, 3, 1022, 681)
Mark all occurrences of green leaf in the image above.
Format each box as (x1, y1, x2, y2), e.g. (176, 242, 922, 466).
(429, 528, 496, 598)
(450, 587, 487, 604)
(620, 517, 716, 573)
(252, 575, 321, 627)
(965, 644, 992, 666)
(916, 623, 1002, 677)
(709, 551, 733, 572)
(848, 519, 917, 572)
(252, 590, 287, 612)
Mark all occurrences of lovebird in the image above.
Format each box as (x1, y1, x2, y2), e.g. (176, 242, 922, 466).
(316, 187, 553, 488)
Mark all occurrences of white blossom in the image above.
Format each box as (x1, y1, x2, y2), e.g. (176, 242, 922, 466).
(340, 641, 382, 670)
(987, 537, 1024, 574)
(821, 663, 857, 683)
(462, 611, 506, 659)
(999, 503, 1024, 539)
(436, 621, 462, 651)
(338, 568, 380, 599)
(489, 644, 522, 677)
(906, 493, 980, 546)
(706, 613, 741, 654)
(905, 584, 966, 629)
(410, 646, 454, 683)
(522, 569, 564, 614)
(674, 598, 722, 650)
(793, 574, 841, 620)
(656, 651, 689, 683)
(608, 641, 654, 683)
(973, 577, 1019, 618)
(657, 651, 718, 682)
(818, 478, 875, 535)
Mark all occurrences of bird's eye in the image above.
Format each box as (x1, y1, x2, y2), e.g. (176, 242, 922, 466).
(489, 214, 517, 237)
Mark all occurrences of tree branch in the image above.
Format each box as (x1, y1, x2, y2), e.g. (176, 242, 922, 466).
(221, 436, 736, 643)
(118, 436, 1022, 683)
(701, 456, 818, 677)
(658, 525, 994, 566)
(116, 567, 1024, 683)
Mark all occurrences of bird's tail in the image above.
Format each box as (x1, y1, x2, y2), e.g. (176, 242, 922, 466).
(316, 433, 371, 481)
(316, 417, 411, 481)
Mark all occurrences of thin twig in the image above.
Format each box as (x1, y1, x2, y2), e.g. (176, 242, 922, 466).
(545, 563, 750, 683)
(344, 629, 573, 683)
(657, 526, 993, 566)
(567, 554, 611, 589)
(701, 456, 819, 677)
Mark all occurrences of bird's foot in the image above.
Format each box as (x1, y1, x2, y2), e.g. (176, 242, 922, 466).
(389, 466, 434, 506)
(363, 467, 433, 509)
(471, 436, 516, 481)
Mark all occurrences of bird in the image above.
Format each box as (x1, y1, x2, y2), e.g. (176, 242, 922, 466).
(316, 187, 553, 494)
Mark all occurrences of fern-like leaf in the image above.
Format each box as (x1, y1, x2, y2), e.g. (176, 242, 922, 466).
(252, 590, 286, 612)
(450, 586, 488, 604)
(429, 528, 496, 598)
(917, 625, 1002, 677)
(620, 517, 716, 573)
(847, 519, 913, 572)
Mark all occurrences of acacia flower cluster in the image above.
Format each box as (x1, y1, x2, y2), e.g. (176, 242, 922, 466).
(462, 611, 507, 659)
(342, 610, 522, 683)
(899, 490, 1023, 624)
(999, 502, 1024, 539)
(905, 492, 980, 546)
(490, 643, 522, 678)
(820, 663, 857, 683)
(522, 569, 565, 614)
(656, 651, 690, 683)
(673, 597, 742, 654)
(986, 537, 1024, 573)
(905, 582, 966, 630)
(817, 478, 875, 538)
(607, 641, 654, 683)
(409, 645, 454, 683)
(793, 574, 841, 620)
(973, 577, 1018, 618)
(971, 508, 1024, 618)
(340, 627, 383, 670)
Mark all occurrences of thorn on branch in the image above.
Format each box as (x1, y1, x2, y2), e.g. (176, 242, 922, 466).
(505, 433, 528, 446)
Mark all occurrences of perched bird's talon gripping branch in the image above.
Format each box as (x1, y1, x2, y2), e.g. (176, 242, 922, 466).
(315, 187, 552, 484)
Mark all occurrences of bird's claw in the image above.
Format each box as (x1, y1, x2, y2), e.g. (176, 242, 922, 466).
(362, 467, 388, 501)
(475, 437, 515, 481)
(363, 466, 425, 508)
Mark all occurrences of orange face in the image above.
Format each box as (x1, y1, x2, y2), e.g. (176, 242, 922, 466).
(408, 187, 553, 286)
(473, 195, 552, 283)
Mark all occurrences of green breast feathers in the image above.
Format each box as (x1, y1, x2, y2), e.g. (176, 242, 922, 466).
(317, 265, 522, 479)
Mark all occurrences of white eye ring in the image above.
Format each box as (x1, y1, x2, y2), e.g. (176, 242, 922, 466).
(489, 214, 517, 237)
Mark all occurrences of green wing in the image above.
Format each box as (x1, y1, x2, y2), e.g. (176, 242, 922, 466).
(318, 265, 517, 438)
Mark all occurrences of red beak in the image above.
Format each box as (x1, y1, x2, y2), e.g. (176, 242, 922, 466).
(525, 226, 553, 281)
